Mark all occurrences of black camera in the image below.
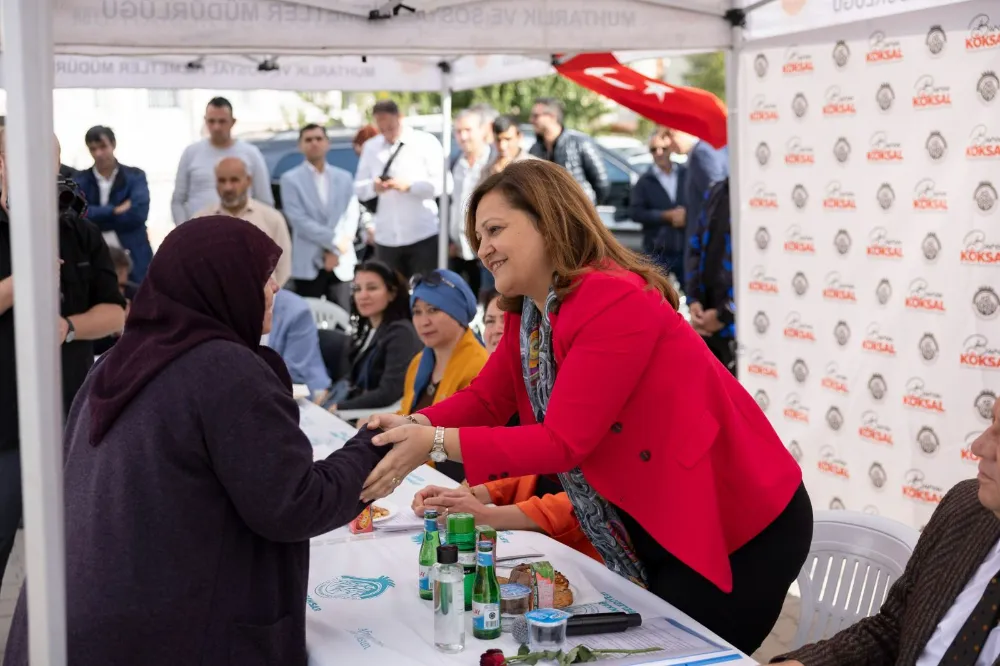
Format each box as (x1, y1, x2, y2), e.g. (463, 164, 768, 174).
(56, 177, 88, 226)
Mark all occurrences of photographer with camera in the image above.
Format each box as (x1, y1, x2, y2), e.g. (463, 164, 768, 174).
(0, 131, 126, 585)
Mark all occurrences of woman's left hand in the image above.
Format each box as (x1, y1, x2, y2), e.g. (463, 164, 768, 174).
(361, 425, 435, 502)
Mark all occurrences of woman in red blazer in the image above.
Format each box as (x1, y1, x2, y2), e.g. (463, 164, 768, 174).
(363, 160, 812, 654)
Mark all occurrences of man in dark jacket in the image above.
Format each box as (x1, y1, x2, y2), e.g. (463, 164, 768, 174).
(528, 97, 610, 204)
(629, 128, 688, 277)
(74, 125, 153, 283)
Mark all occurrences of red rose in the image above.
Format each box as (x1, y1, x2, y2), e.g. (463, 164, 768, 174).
(479, 648, 506, 666)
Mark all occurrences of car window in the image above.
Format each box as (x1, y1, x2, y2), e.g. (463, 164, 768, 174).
(327, 147, 360, 174)
(603, 157, 630, 183)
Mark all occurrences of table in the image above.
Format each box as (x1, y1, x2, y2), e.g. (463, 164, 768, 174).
(297, 402, 757, 666)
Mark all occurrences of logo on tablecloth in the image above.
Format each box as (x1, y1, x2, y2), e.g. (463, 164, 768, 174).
(350, 628, 386, 650)
(314, 575, 396, 600)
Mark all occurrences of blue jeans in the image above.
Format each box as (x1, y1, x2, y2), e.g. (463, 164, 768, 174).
(0, 448, 22, 583)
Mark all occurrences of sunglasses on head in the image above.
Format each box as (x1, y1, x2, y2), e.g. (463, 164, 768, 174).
(409, 271, 457, 291)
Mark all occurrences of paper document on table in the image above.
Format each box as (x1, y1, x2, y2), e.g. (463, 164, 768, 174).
(374, 511, 424, 532)
(566, 617, 740, 666)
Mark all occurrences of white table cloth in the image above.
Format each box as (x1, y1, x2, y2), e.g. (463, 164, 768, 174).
(297, 402, 757, 666)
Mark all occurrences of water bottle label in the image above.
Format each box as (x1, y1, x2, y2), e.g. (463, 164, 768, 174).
(419, 565, 431, 592)
(458, 551, 476, 567)
(424, 518, 437, 532)
(472, 601, 500, 631)
(477, 551, 493, 568)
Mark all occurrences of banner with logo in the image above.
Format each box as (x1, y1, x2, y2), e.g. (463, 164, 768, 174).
(736, 0, 1000, 530)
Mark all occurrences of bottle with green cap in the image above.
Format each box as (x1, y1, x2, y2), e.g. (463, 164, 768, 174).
(446, 512, 476, 610)
(418, 509, 441, 600)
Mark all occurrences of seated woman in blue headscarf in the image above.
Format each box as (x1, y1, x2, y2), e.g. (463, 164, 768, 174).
(399, 269, 487, 482)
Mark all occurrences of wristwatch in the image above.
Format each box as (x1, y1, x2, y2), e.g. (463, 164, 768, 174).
(429, 426, 447, 463)
(63, 317, 76, 344)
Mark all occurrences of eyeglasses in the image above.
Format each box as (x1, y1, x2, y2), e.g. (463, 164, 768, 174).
(410, 271, 457, 291)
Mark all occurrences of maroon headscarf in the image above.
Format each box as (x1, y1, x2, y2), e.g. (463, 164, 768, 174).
(88, 215, 292, 445)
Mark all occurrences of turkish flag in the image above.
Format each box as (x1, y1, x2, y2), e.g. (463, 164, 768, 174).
(554, 53, 728, 149)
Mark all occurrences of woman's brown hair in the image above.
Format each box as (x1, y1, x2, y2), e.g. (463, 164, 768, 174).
(352, 124, 378, 148)
(464, 160, 679, 312)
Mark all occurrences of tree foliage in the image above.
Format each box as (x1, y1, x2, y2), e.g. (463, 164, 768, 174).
(682, 52, 726, 102)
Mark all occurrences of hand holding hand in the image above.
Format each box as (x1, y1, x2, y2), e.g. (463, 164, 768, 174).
(422, 487, 493, 523)
(367, 413, 428, 431)
(362, 425, 435, 502)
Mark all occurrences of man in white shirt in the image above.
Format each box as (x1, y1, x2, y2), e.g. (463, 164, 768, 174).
(171, 96, 273, 224)
(354, 99, 444, 278)
(448, 108, 492, 297)
(773, 398, 1000, 666)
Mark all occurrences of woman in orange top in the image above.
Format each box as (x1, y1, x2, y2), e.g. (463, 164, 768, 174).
(412, 290, 601, 561)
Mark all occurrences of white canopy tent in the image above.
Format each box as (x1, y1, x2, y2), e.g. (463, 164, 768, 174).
(0, 0, 965, 662)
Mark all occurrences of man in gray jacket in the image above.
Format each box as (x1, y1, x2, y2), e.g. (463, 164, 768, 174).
(529, 97, 609, 204)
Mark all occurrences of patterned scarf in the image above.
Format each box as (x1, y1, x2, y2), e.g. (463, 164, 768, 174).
(519, 290, 648, 588)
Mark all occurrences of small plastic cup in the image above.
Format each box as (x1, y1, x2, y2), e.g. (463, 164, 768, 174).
(524, 608, 571, 653)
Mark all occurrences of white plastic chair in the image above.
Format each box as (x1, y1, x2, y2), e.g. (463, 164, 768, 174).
(792, 510, 920, 648)
(304, 297, 351, 332)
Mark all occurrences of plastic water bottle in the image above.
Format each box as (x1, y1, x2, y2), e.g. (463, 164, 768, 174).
(433, 544, 465, 653)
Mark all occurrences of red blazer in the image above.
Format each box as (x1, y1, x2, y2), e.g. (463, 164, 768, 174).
(420, 268, 801, 593)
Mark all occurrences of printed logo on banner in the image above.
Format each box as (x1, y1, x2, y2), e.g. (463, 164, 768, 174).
(754, 53, 769, 77)
(817, 445, 850, 479)
(869, 462, 888, 489)
(926, 25, 948, 55)
(783, 47, 814, 74)
(823, 86, 857, 116)
(754, 389, 771, 412)
(974, 389, 997, 420)
(747, 349, 779, 379)
(876, 183, 896, 211)
(822, 362, 849, 394)
(977, 71, 999, 103)
(832, 40, 851, 68)
(868, 131, 904, 163)
(749, 183, 779, 209)
(868, 373, 888, 401)
(784, 225, 814, 254)
(864, 504, 881, 515)
(967, 125, 1000, 159)
(875, 279, 893, 306)
(792, 184, 810, 210)
(750, 95, 779, 122)
(755, 142, 772, 166)
(783, 393, 810, 423)
(867, 227, 903, 259)
(785, 137, 815, 165)
(963, 431, 983, 463)
(826, 405, 844, 431)
(903, 377, 946, 413)
(862, 322, 897, 356)
(974, 182, 999, 213)
(792, 93, 809, 119)
(966, 13, 1000, 52)
(961, 230, 1000, 265)
(867, 30, 903, 63)
(824, 181, 857, 210)
(913, 75, 952, 109)
(906, 278, 946, 312)
(833, 320, 852, 347)
(916, 427, 941, 455)
(753, 311, 770, 335)
(961, 334, 1000, 370)
(925, 132, 948, 161)
(748, 265, 780, 295)
(792, 272, 810, 296)
(754, 226, 771, 250)
(912, 178, 948, 211)
(834, 229, 852, 256)
(787, 440, 804, 462)
(876, 83, 896, 112)
(833, 137, 851, 164)
(792, 359, 810, 383)
(823, 272, 858, 302)
(784, 312, 816, 342)
(314, 575, 396, 600)
(973, 286, 1000, 319)
(902, 469, 944, 504)
(859, 410, 894, 445)
(922, 232, 942, 262)
(829, 497, 846, 510)
(919, 333, 940, 363)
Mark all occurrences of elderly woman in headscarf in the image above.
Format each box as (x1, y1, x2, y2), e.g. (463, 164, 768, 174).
(2, 216, 389, 666)
(399, 269, 487, 482)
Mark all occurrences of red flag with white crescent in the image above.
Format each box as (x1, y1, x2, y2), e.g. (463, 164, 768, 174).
(554, 53, 728, 149)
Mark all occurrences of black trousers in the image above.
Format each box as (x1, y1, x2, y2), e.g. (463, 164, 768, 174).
(376, 235, 439, 279)
(704, 334, 737, 378)
(295, 271, 351, 310)
(448, 257, 481, 299)
(636, 483, 813, 655)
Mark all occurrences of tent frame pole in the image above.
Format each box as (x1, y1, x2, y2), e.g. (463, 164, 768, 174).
(1, 0, 68, 662)
(437, 61, 454, 270)
(724, 8, 743, 369)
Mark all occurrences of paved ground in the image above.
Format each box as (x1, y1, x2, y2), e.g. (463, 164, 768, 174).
(0, 530, 798, 663)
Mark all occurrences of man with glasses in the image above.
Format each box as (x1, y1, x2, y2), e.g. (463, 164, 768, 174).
(528, 97, 609, 205)
(628, 128, 688, 278)
(170, 96, 273, 225)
